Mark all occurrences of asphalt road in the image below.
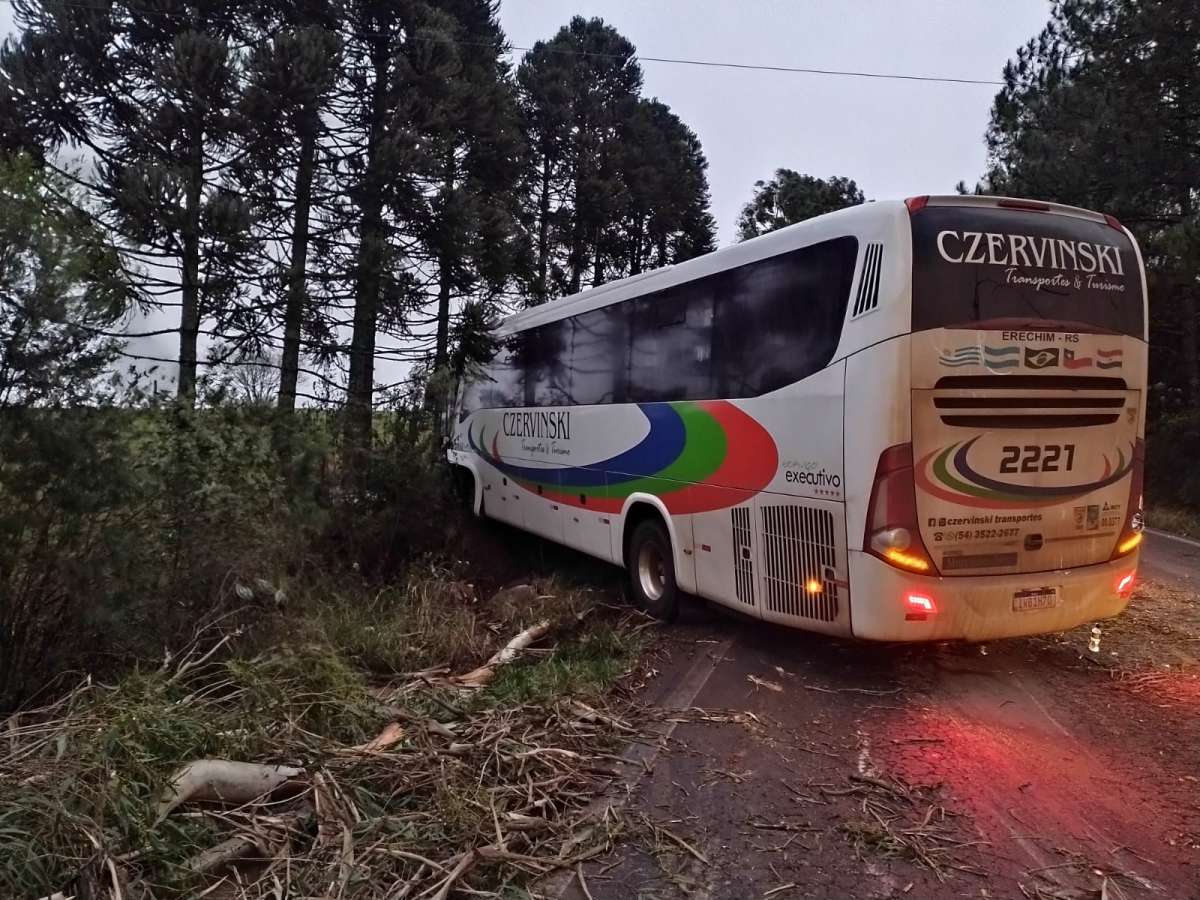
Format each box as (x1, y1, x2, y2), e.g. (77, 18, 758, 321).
(1141, 528, 1200, 589)
(554, 534, 1200, 900)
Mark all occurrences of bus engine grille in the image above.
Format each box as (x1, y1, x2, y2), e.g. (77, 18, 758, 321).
(760, 505, 838, 622)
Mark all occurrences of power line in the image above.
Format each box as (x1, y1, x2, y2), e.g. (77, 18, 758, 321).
(507, 44, 1004, 87)
(0, 0, 1003, 87)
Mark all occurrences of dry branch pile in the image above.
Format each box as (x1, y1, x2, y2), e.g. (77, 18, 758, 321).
(831, 774, 987, 881)
(1, 584, 645, 899)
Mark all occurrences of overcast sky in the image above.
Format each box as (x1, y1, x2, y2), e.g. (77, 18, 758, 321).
(1, 1, 1053, 392)
(500, 0, 1050, 243)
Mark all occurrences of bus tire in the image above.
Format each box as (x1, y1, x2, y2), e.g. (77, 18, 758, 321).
(627, 519, 680, 622)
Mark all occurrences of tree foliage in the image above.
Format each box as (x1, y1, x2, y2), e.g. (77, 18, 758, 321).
(982, 0, 1200, 497)
(0, 153, 130, 407)
(736, 171, 865, 241)
(517, 17, 716, 304)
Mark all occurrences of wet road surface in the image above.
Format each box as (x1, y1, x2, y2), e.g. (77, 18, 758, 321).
(553, 535, 1200, 900)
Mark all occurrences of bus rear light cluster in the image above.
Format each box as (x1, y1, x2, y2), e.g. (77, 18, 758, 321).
(865, 444, 939, 576)
(904, 593, 936, 621)
(1111, 439, 1145, 560)
(1117, 573, 1135, 594)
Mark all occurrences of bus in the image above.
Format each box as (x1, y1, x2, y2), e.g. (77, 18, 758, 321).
(446, 195, 1147, 642)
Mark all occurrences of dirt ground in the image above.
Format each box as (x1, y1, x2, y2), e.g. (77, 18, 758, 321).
(543, 540, 1200, 900)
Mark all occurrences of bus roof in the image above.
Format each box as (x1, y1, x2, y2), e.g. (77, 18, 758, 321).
(497, 194, 1119, 335)
(499, 199, 907, 334)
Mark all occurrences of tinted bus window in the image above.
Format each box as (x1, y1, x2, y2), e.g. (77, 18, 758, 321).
(569, 304, 628, 405)
(911, 206, 1143, 337)
(466, 336, 523, 409)
(628, 283, 716, 402)
(714, 237, 859, 396)
(524, 320, 573, 406)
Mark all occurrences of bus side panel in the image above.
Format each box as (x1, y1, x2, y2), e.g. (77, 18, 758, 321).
(520, 466, 563, 544)
(561, 471, 614, 562)
(843, 336, 912, 550)
(692, 491, 760, 617)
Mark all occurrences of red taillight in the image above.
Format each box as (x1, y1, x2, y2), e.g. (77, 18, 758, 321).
(997, 198, 1051, 212)
(865, 443, 939, 575)
(1111, 438, 1145, 560)
(905, 196, 929, 213)
(905, 593, 936, 621)
(1117, 573, 1135, 594)
(1103, 213, 1124, 232)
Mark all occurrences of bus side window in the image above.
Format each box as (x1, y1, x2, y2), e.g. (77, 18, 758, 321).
(524, 320, 573, 407)
(714, 237, 858, 396)
(569, 305, 628, 406)
(476, 336, 524, 409)
(628, 285, 715, 402)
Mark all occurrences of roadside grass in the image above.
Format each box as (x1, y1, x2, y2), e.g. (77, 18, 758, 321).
(0, 568, 643, 899)
(1146, 502, 1200, 539)
(483, 624, 644, 707)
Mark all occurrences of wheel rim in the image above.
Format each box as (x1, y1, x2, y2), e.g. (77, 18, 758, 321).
(637, 540, 667, 602)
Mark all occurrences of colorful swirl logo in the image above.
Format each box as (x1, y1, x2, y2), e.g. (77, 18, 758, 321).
(468, 400, 778, 514)
(915, 437, 1134, 509)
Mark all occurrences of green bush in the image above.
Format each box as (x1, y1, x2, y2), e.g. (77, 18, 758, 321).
(1146, 410, 1200, 511)
(0, 404, 335, 709)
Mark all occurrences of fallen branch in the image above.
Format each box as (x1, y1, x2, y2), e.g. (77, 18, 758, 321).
(348, 721, 407, 753)
(186, 833, 263, 875)
(451, 620, 552, 688)
(156, 760, 304, 821)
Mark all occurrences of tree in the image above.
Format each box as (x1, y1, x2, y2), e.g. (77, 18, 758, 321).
(236, 4, 342, 410)
(517, 19, 715, 304)
(0, 153, 130, 407)
(2, 0, 258, 404)
(736, 171, 864, 241)
(518, 17, 642, 299)
(424, 0, 526, 403)
(329, 0, 525, 477)
(983, 0, 1200, 409)
(618, 98, 716, 275)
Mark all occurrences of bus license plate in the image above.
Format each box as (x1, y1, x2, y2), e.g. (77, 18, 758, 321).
(1013, 587, 1059, 612)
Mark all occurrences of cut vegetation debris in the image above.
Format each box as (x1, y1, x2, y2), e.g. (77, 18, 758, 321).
(0, 572, 648, 899)
(832, 774, 987, 881)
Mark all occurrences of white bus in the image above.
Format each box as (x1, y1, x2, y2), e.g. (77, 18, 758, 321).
(447, 195, 1147, 642)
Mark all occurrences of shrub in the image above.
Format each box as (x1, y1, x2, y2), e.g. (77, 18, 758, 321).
(1146, 410, 1200, 511)
(0, 404, 335, 709)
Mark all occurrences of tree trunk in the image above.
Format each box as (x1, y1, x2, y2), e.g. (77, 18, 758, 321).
(535, 153, 552, 304)
(278, 118, 318, 411)
(433, 158, 456, 376)
(343, 37, 389, 479)
(591, 223, 604, 288)
(629, 213, 643, 276)
(177, 124, 204, 403)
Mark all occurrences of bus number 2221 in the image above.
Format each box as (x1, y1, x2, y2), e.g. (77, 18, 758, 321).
(999, 444, 1076, 474)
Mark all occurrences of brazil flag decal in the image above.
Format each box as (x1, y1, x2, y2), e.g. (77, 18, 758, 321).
(468, 401, 778, 515)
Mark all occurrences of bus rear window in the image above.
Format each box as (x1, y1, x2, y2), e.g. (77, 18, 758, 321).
(910, 206, 1144, 337)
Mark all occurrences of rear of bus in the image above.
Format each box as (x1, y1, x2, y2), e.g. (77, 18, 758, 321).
(853, 195, 1147, 641)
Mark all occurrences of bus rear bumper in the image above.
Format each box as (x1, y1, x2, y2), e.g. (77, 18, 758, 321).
(847, 550, 1138, 642)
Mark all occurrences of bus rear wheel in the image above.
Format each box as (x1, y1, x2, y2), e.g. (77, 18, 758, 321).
(627, 519, 680, 621)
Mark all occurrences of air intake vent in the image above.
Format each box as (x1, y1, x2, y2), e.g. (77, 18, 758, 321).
(852, 242, 883, 317)
(760, 505, 838, 622)
(731, 507, 755, 606)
